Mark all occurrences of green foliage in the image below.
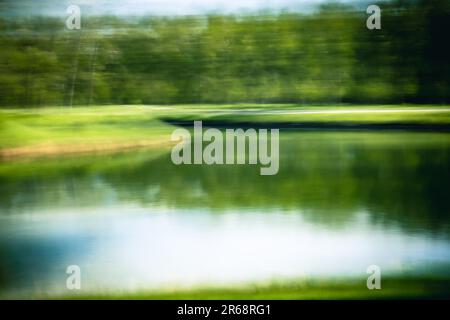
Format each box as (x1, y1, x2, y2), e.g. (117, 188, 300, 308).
(0, 0, 449, 107)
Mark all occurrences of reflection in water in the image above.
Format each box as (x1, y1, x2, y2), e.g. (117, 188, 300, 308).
(0, 131, 450, 296)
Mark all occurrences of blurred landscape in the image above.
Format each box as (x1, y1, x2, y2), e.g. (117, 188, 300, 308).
(0, 0, 450, 299)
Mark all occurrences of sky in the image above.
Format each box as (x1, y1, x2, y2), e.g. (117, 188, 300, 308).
(0, 0, 367, 17)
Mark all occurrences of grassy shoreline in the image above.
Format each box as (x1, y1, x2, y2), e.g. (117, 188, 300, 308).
(1, 105, 450, 160)
(29, 277, 450, 300)
(0, 106, 174, 160)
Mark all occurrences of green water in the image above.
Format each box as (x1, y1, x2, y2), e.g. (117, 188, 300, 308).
(0, 131, 449, 297)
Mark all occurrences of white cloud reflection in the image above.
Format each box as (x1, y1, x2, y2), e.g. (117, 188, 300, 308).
(2, 205, 449, 295)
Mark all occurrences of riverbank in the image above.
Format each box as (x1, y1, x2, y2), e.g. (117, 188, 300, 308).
(0, 106, 173, 160)
(38, 276, 450, 300)
(1, 105, 450, 160)
(161, 105, 450, 130)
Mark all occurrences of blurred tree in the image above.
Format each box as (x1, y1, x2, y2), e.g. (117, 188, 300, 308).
(0, 0, 448, 107)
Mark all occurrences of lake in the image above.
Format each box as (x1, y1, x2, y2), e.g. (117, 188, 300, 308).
(0, 130, 449, 297)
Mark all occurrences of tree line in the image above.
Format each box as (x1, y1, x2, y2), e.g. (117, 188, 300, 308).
(0, 0, 448, 107)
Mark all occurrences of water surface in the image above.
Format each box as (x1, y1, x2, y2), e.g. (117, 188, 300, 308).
(0, 131, 449, 297)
